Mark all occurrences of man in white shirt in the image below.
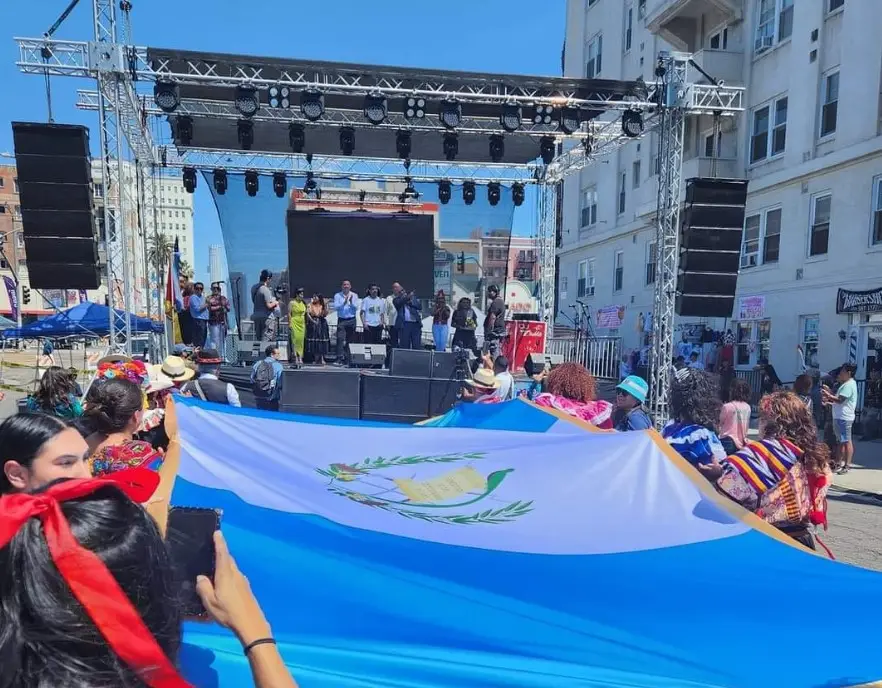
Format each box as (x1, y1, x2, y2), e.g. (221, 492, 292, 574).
(331, 279, 360, 365)
(481, 353, 515, 401)
(385, 282, 402, 351)
(360, 284, 385, 344)
(688, 351, 705, 371)
(822, 362, 858, 474)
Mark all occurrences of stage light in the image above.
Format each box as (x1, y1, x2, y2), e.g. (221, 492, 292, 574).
(405, 96, 426, 120)
(396, 130, 412, 159)
(402, 177, 418, 200)
(364, 94, 387, 125)
(268, 85, 291, 109)
(500, 103, 522, 132)
(244, 170, 259, 197)
(438, 180, 452, 204)
(272, 172, 287, 198)
(539, 135, 556, 165)
(234, 86, 259, 118)
(289, 122, 305, 154)
(512, 182, 525, 207)
(237, 119, 254, 150)
(489, 134, 505, 163)
(213, 169, 227, 195)
(182, 167, 197, 194)
(462, 181, 476, 205)
(559, 106, 581, 134)
(487, 182, 501, 207)
(304, 172, 318, 194)
(174, 115, 193, 146)
(533, 104, 554, 126)
(443, 132, 459, 161)
(622, 109, 644, 138)
(301, 90, 325, 121)
(153, 81, 179, 113)
(439, 99, 462, 129)
(339, 126, 355, 156)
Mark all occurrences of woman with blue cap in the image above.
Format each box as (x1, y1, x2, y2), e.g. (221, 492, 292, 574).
(614, 375, 652, 431)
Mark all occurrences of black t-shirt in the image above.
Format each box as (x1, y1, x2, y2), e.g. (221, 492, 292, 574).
(484, 297, 506, 336)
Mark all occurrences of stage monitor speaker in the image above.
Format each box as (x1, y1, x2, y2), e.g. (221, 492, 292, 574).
(429, 378, 461, 416)
(524, 353, 564, 378)
(12, 122, 99, 290)
(361, 374, 430, 423)
(348, 343, 386, 368)
(677, 178, 748, 319)
(280, 368, 361, 416)
(430, 351, 460, 380)
(390, 348, 433, 378)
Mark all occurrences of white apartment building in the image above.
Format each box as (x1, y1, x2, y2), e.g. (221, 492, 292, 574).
(560, 0, 882, 382)
(154, 175, 195, 268)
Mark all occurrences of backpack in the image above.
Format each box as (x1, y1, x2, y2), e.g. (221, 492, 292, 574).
(252, 360, 277, 399)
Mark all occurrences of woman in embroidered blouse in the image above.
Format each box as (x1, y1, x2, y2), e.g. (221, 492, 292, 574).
(26, 367, 83, 420)
(533, 363, 613, 429)
(699, 391, 832, 550)
(662, 368, 726, 466)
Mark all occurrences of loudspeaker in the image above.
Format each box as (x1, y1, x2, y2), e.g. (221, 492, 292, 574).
(280, 368, 360, 418)
(430, 351, 459, 380)
(524, 352, 564, 377)
(429, 378, 461, 416)
(12, 122, 99, 290)
(390, 348, 433, 378)
(348, 343, 386, 368)
(361, 373, 430, 423)
(677, 178, 748, 318)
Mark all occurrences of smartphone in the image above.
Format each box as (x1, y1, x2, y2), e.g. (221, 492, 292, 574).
(166, 507, 222, 618)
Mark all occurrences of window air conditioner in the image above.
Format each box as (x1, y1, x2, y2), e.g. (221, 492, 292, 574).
(754, 34, 774, 52)
(741, 254, 758, 269)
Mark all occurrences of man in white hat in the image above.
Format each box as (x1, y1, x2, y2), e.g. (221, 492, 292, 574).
(460, 368, 502, 404)
(150, 356, 196, 387)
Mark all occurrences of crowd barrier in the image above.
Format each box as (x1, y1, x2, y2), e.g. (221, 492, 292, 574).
(544, 336, 622, 380)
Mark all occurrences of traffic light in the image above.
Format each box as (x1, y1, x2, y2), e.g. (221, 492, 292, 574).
(22, 286, 30, 304)
(457, 252, 466, 274)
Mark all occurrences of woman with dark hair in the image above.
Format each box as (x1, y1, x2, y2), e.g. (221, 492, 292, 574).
(662, 368, 726, 466)
(26, 366, 83, 419)
(699, 391, 832, 550)
(793, 373, 814, 415)
(758, 358, 782, 396)
(719, 377, 752, 454)
(534, 362, 614, 428)
(305, 293, 330, 365)
(450, 296, 478, 356)
(0, 413, 90, 494)
(83, 378, 163, 478)
(0, 476, 299, 688)
(288, 287, 307, 365)
(432, 290, 451, 352)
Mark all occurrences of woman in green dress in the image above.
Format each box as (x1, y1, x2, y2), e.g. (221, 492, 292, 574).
(288, 286, 307, 364)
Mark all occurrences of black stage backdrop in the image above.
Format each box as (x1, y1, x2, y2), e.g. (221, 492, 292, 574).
(287, 211, 434, 298)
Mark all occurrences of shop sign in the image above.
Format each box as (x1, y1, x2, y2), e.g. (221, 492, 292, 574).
(836, 287, 882, 314)
(596, 305, 625, 329)
(433, 249, 452, 297)
(737, 295, 765, 320)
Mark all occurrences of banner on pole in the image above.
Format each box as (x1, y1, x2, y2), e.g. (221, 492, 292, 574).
(3, 276, 18, 321)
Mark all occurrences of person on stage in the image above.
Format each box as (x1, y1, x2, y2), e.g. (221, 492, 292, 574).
(360, 284, 385, 344)
(188, 282, 209, 349)
(288, 286, 307, 365)
(332, 280, 360, 365)
(432, 290, 451, 352)
(306, 293, 330, 366)
(177, 275, 194, 346)
(206, 282, 231, 358)
(251, 269, 279, 342)
(385, 282, 403, 351)
(394, 286, 423, 350)
(451, 296, 478, 356)
(483, 284, 507, 359)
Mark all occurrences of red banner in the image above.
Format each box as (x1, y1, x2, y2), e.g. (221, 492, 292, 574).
(502, 320, 547, 373)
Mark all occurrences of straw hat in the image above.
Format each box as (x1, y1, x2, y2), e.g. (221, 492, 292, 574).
(464, 368, 500, 390)
(145, 368, 175, 394)
(151, 355, 195, 382)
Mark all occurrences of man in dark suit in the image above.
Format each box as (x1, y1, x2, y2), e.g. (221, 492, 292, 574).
(394, 288, 423, 350)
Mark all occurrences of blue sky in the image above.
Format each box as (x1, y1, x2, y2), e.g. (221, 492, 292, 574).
(0, 0, 565, 281)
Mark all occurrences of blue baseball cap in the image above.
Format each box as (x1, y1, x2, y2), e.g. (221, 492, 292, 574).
(616, 375, 648, 403)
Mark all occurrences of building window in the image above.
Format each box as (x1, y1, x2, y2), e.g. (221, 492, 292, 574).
(828, 0, 844, 11)
(632, 160, 641, 188)
(809, 193, 831, 256)
(735, 319, 772, 368)
(560, 275, 568, 298)
(708, 27, 729, 50)
(820, 71, 839, 137)
(0, 178, 4, 188)
(762, 208, 782, 264)
(778, 0, 794, 41)
(577, 258, 595, 297)
(13, 206, 20, 218)
(624, 7, 633, 52)
(800, 315, 820, 369)
(93, 183, 104, 198)
(613, 251, 624, 292)
(645, 242, 657, 285)
(741, 207, 782, 267)
(586, 34, 602, 78)
(0, 206, 4, 214)
(872, 176, 882, 245)
(16, 234, 23, 248)
(742, 214, 761, 267)
(750, 96, 787, 163)
(755, 0, 792, 51)
(580, 186, 597, 227)
(618, 173, 626, 214)
(13, 179, 19, 193)
(588, 0, 599, 7)
(704, 131, 722, 158)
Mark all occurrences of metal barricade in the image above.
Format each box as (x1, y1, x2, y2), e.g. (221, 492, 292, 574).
(545, 336, 622, 380)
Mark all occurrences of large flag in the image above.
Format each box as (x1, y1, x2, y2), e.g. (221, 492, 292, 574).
(3, 276, 18, 321)
(168, 398, 882, 688)
(165, 238, 183, 344)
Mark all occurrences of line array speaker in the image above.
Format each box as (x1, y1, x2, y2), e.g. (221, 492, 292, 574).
(12, 122, 100, 289)
(524, 353, 564, 377)
(677, 178, 748, 318)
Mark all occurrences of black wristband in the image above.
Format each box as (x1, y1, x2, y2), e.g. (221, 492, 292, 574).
(243, 637, 276, 655)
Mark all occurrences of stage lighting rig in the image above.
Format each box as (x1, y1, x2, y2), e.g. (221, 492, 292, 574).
(289, 122, 305, 154)
(489, 134, 505, 163)
(273, 172, 287, 198)
(364, 94, 388, 125)
(405, 96, 426, 120)
(339, 127, 356, 155)
(304, 172, 318, 195)
(462, 181, 476, 205)
(622, 109, 644, 138)
(533, 104, 553, 125)
(244, 170, 259, 197)
(438, 180, 452, 204)
(268, 85, 291, 109)
(559, 107, 581, 134)
(443, 132, 459, 161)
(487, 182, 501, 207)
(234, 86, 260, 118)
(500, 103, 522, 132)
(174, 115, 193, 146)
(396, 130, 412, 159)
(301, 90, 325, 121)
(153, 81, 180, 113)
(439, 99, 462, 129)
(213, 169, 227, 195)
(237, 119, 254, 150)
(539, 136, 556, 165)
(402, 177, 419, 201)
(182, 167, 197, 193)
(512, 182, 525, 207)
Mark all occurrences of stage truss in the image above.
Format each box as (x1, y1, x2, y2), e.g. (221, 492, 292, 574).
(15, 4, 743, 423)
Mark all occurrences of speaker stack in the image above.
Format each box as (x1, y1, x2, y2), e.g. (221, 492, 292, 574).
(677, 178, 749, 318)
(280, 368, 362, 419)
(12, 123, 100, 289)
(524, 352, 564, 378)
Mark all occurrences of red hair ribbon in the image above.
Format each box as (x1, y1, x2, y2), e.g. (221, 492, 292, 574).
(0, 469, 192, 688)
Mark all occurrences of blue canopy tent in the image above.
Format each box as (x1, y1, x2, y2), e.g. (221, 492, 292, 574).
(0, 302, 163, 339)
(0, 315, 16, 329)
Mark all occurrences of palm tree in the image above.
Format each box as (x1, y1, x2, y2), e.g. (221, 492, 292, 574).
(146, 233, 174, 280)
(178, 259, 194, 279)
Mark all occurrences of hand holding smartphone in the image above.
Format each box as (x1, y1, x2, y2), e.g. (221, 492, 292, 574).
(166, 507, 222, 618)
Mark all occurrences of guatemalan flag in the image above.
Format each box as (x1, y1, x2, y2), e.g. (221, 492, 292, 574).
(165, 398, 882, 688)
(165, 238, 183, 344)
